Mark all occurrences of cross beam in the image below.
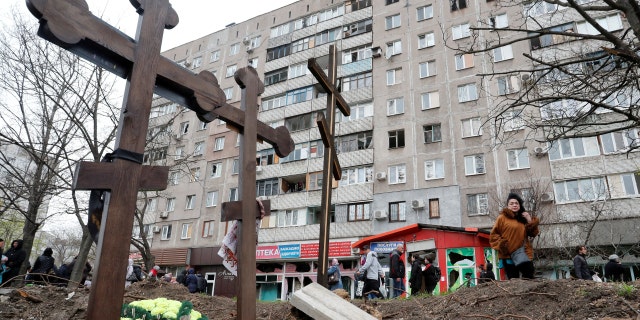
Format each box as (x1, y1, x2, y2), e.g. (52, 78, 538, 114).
(308, 45, 350, 286)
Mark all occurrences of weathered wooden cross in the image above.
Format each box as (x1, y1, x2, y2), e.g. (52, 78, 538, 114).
(308, 45, 350, 286)
(26, 1, 293, 319)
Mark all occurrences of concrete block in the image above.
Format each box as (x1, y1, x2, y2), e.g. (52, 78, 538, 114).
(290, 283, 376, 320)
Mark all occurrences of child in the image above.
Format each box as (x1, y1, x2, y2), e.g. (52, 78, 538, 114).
(0, 255, 8, 284)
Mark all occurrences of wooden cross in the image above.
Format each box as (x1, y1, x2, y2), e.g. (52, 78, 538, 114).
(26, 1, 293, 319)
(308, 45, 350, 286)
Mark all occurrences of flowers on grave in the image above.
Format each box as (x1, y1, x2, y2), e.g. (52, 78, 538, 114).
(120, 298, 208, 320)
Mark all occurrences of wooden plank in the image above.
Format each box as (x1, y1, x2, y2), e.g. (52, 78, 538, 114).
(290, 283, 376, 320)
(221, 200, 271, 221)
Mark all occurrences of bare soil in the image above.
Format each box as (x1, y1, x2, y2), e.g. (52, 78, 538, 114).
(0, 278, 638, 319)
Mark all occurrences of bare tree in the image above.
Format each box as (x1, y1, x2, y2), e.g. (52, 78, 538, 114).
(449, 0, 639, 147)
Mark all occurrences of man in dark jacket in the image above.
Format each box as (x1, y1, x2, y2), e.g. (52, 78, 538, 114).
(408, 254, 422, 295)
(389, 244, 405, 298)
(2, 239, 26, 286)
(28, 247, 55, 284)
(573, 246, 592, 280)
(604, 254, 624, 282)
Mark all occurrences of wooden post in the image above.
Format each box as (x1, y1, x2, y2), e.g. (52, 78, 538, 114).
(308, 45, 350, 286)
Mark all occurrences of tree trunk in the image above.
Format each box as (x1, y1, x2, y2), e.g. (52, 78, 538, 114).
(68, 230, 93, 289)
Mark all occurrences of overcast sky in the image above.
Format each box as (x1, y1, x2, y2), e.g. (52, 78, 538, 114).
(2, 0, 299, 51)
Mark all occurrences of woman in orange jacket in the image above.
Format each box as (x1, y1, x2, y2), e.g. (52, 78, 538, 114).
(489, 193, 540, 279)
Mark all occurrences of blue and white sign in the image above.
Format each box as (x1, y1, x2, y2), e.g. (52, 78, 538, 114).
(278, 244, 301, 259)
(370, 241, 404, 254)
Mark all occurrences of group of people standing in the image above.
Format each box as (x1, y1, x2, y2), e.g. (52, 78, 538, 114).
(573, 246, 625, 282)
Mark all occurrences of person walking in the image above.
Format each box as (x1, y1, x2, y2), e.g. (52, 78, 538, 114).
(2, 239, 26, 286)
(573, 246, 592, 280)
(490, 193, 540, 279)
(389, 244, 406, 298)
(422, 255, 440, 294)
(604, 254, 624, 282)
(185, 268, 198, 293)
(27, 248, 55, 284)
(356, 245, 385, 299)
(327, 258, 343, 291)
(408, 254, 422, 295)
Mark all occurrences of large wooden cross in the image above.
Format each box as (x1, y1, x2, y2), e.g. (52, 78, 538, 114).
(308, 45, 350, 286)
(26, 1, 293, 319)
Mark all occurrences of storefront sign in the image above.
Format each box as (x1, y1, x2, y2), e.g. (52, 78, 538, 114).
(370, 241, 404, 254)
(256, 241, 352, 260)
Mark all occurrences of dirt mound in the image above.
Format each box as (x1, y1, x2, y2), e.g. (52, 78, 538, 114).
(0, 279, 638, 319)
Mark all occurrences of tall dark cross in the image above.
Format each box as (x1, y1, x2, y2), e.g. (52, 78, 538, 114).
(26, 1, 292, 319)
(308, 45, 350, 286)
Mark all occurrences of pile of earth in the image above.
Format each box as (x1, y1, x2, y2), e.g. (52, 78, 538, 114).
(0, 278, 638, 319)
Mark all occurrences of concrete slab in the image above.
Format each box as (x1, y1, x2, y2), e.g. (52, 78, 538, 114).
(290, 283, 376, 320)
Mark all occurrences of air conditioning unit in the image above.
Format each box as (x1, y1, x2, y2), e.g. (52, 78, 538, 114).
(256, 166, 263, 173)
(374, 210, 387, 220)
(159, 211, 169, 219)
(246, 46, 254, 53)
(534, 147, 547, 157)
(540, 192, 554, 203)
(351, 247, 360, 255)
(521, 73, 534, 87)
(375, 172, 386, 181)
(242, 36, 251, 44)
(371, 46, 382, 58)
(411, 199, 425, 209)
(152, 226, 161, 233)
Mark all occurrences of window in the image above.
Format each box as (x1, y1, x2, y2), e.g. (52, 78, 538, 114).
(452, 23, 471, 40)
(266, 44, 291, 61)
(386, 40, 402, 57)
(189, 167, 201, 182)
(150, 103, 177, 119)
(425, 159, 445, 180)
(206, 191, 218, 207)
(419, 60, 436, 78)
(489, 13, 508, 29)
(248, 58, 258, 69)
(261, 94, 287, 111)
(601, 129, 639, 154)
(264, 68, 288, 86)
(185, 195, 196, 209)
(347, 203, 371, 221)
(576, 14, 623, 35)
(202, 221, 215, 238)
(554, 177, 606, 203)
(165, 198, 175, 212)
(342, 72, 372, 91)
(315, 28, 341, 45)
(229, 43, 240, 55)
(388, 164, 406, 184)
(145, 198, 157, 213)
(168, 172, 179, 185)
(175, 146, 185, 160)
(225, 64, 237, 77)
(210, 162, 222, 178)
(462, 117, 482, 137)
(417, 5, 433, 21)
(464, 154, 485, 175)
(229, 187, 238, 201)
(493, 45, 514, 62)
(523, 1, 557, 17)
(286, 86, 314, 105)
(284, 113, 313, 132)
(548, 137, 600, 160)
(336, 101, 373, 122)
(213, 137, 225, 151)
(288, 62, 309, 78)
(503, 110, 524, 131)
(180, 121, 189, 135)
(256, 149, 277, 166)
(193, 141, 204, 156)
(467, 193, 488, 215)
(386, 0, 399, 4)
(161, 225, 172, 240)
(232, 158, 239, 174)
(342, 45, 372, 64)
(457, 83, 478, 102)
(421, 91, 440, 110)
(388, 129, 405, 148)
(339, 166, 373, 186)
(270, 22, 291, 38)
(277, 209, 304, 227)
(497, 75, 520, 95)
(507, 149, 530, 170)
(418, 32, 435, 49)
(192, 56, 202, 68)
(385, 14, 401, 30)
(423, 124, 442, 143)
(386, 68, 402, 85)
(343, 19, 373, 38)
(429, 199, 440, 218)
(198, 120, 208, 131)
(181, 223, 193, 239)
(621, 173, 640, 196)
(529, 23, 574, 49)
(389, 202, 406, 222)
(210, 50, 220, 62)
(308, 172, 323, 190)
(455, 54, 474, 70)
(451, 0, 467, 11)
(387, 97, 404, 115)
(248, 35, 261, 48)
(143, 147, 168, 163)
(256, 179, 279, 197)
(336, 131, 373, 153)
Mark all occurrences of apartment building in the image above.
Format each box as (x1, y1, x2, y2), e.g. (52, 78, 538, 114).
(142, 0, 639, 297)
